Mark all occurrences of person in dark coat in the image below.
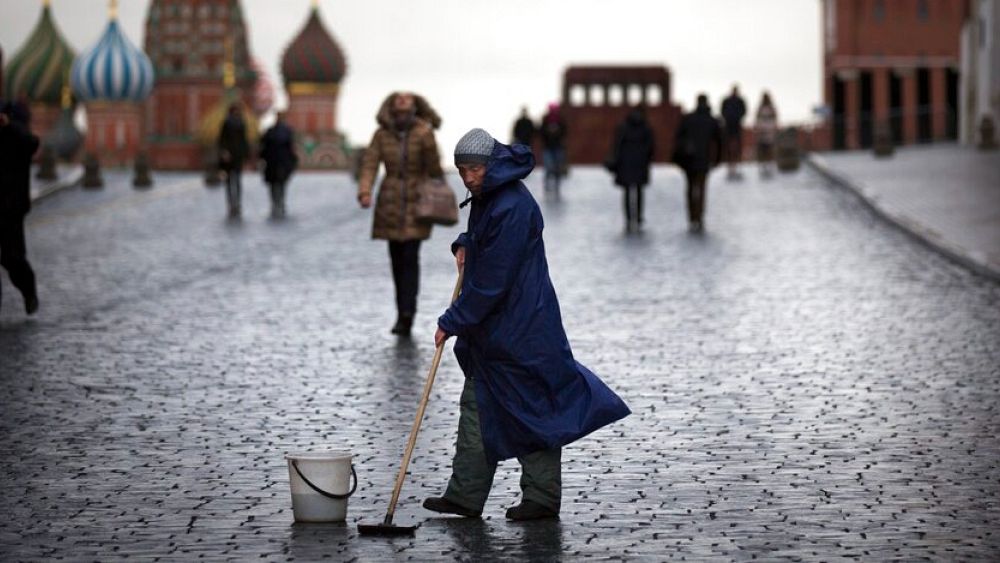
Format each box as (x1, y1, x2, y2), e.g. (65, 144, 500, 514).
(539, 103, 567, 192)
(511, 106, 535, 146)
(608, 108, 655, 232)
(0, 101, 40, 315)
(673, 94, 723, 232)
(423, 128, 631, 521)
(259, 112, 298, 219)
(754, 92, 779, 177)
(721, 85, 747, 179)
(218, 103, 250, 218)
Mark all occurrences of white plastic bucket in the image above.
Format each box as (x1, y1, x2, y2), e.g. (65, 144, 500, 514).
(286, 451, 357, 522)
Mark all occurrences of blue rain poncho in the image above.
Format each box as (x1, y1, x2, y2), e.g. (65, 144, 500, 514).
(438, 141, 630, 464)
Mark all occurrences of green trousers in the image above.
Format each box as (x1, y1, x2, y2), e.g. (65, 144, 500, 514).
(443, 377, 562, 513)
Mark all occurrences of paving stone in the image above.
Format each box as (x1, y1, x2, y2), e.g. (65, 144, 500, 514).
(1, 165, 999, 560)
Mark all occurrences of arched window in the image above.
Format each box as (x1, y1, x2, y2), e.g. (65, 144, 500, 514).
(646, 85, 662, 106)
(569, 84, 586, 107)
(627, 84, 643, 106)
(589, 84, 605, 106)
(607, 84, 624, 106)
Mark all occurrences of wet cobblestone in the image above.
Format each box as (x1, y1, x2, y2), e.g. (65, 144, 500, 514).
(1, 165, 998, 561)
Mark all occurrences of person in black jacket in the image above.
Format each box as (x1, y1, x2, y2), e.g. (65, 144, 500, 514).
(259, 112, 298, 219)
(0, 101, 40, 315)
(539, 103, 567, 192)
(721, 85, 747, 179)
(218, 103, 250, 218)
(673, 94, 723, 232)
(607, 108, 655, 232)
(511, 106, 535, 146)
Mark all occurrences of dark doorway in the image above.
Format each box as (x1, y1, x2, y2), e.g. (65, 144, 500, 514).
(946, 68, 959, 140)
(832, 76, 846, 150)
(859, 71, 874, 148)
(889, 71, 903, 144)
(917, 67, 932, 142)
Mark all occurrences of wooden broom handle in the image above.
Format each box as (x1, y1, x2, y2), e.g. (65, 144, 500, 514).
(383, 268, 464, 524)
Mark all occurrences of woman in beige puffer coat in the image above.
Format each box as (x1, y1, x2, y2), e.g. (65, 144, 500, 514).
(357, 92, 444, 336)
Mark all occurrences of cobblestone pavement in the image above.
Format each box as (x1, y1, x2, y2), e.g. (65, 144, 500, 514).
(1, 164, 999, 561)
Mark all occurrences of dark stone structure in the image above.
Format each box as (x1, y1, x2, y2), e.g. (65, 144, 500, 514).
(560, 66, 682, 165)
(132, 151, 153, 188)
(82, 152, 103, 188)
(35, 145, 57, 180)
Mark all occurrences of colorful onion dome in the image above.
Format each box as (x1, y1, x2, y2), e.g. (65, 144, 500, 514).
(250, 59, 275, 116)
(71, 18, 154, 103)
(3, 3, 76, 104)
(281, 6, 347, 85)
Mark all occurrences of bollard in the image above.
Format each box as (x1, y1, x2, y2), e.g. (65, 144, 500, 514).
(203, 147, 222, 187)
(775, 127, 800, 172)
(979, 116, 997, 150)
(873, 122, 894, 157)
(82, 152, 103, 189)
(133, 151, 153, 188)
(35, 144, 58, 181)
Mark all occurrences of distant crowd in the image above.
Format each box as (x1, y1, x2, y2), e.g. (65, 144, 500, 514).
(510, 85, 780, 232)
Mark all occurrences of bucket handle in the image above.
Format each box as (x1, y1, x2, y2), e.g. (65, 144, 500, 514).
(291, 460, 358, 500)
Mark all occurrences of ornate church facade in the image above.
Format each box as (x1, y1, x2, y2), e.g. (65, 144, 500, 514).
(3, 0, 351, 171)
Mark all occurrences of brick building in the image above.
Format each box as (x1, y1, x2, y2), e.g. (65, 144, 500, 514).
(823, 0, 969, 150)
(143, 0, 256, 169)
(561, 66, 682, 164)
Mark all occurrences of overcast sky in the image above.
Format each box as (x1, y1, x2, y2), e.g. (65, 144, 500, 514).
(2, 0, 822, 153)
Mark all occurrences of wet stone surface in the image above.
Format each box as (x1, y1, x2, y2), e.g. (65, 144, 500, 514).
(1, 165, 999, 561)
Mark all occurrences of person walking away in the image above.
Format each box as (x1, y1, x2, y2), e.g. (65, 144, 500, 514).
(755, 92, 779, 177)
(259, 112, 298, 219)
(539, 103, 567, 192)
(721, 85, 747, 180)
(511, 106, 535, 146)
(218, 103, 251, 218)
(607, 108, 655, 232)
(673, 94, 723, 232)
(357, 92, 444, 336)
(0, 101, 40, 315)
(424, 128, 631, 521)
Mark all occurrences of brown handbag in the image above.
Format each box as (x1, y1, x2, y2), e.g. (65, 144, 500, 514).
(414, 178, 459, 226)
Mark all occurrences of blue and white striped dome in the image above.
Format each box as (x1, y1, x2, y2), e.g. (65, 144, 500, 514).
(71, 19, 153, 103)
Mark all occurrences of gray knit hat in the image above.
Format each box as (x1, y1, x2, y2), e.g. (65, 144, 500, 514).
(454, 128, 496, 165)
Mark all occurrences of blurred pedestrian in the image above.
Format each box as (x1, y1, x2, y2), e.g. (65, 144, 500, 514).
(424, 128, 630, 521)
(607, 107, 655, 232)
(511, 106, 535, 146)
(0, 101, 40, 316)
(673, 94, 723, 232)
(721, 85, 747, 179)
(218, 103, 250, 218)
(539, 102, 567, 192)
(356, 92, 444, 336)
(755, 92, 779, 176)
(259, 111, 298, 219)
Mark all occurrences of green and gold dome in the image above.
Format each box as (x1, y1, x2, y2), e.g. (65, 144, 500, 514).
(3, 1, 76, 105)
